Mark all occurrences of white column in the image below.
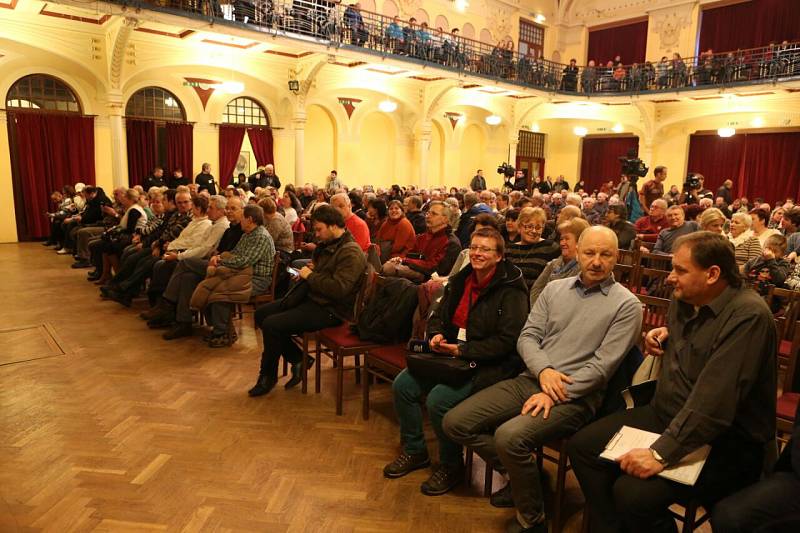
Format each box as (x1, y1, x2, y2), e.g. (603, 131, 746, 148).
(107, 91, 127, 188)
(293, 109, 306, 187)
(0, 109, 19, 242)
(508, 138, 519, 167)
(417, 120, 432, 189)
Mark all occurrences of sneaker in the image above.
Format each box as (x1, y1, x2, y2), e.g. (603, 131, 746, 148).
(71, 260, 92, 269)
(420, 463, 464, 496)
(383, 452, 430, 479)
(208, 334, 229, 348)
(56, 248, 70, 255)
(490, 482, 515, 508)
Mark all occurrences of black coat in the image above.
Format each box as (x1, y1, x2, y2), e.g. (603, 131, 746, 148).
(610, 219, 637, 250)
(143, 175, 166, 190)
(195, 172, 217, 195)
(168, 176, 190, 189)
(407, 210, 426, 234)
(428, 260, 529, 391)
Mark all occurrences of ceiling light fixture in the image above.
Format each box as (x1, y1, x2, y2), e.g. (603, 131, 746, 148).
(573, 126, 588, 137)
(485, 114, 502, 125)
(378, 99, 398, 113)
(612, 123, 624, 133)
(454, 0, 469, 13)
(751, 117, 765, 127)
(535, 13, 546, 23)
(717, 127, 736, 138)
(217, 81, 245, 95)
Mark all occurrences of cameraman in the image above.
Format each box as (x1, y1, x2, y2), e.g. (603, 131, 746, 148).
(639, 166, 667, 215)
(512, 170, 528, 192)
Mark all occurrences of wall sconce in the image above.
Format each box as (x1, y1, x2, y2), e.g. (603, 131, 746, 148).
(573, 126, 588, 137)
(485, 114, 502, 126)
(378, 99, 398, 113)
(288, 80, 300, 94)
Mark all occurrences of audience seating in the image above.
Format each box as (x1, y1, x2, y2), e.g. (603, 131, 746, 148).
(777, 321, 800, 445)
(768, 286, 800, 370)
(301, 269, 378, 415)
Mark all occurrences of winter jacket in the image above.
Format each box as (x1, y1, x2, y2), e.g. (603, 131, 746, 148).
(427, 260, 529, 392)
(403, 227, 462, 278)
(190, 265, 253, 310)
(307, 231, 368, 321)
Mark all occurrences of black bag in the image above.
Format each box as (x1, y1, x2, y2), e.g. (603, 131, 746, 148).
(355, 277, 418, 343)
(278, 279, 310, 310)
(406, 351, 477, 387)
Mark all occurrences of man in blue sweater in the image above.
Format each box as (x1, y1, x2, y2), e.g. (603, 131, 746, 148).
(444, 226, 642, 533)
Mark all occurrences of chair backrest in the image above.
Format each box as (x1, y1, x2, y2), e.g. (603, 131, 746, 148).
(769, 287, 800, 342)
(636, 294, 671, 345)
(352, 267, 377, 322)
(615, 247, 641, 290)
(637, 252, 673, 299)
(292, 230, 305, 250)
(784, 321, 800, 393)
(268, 254, 282, 297)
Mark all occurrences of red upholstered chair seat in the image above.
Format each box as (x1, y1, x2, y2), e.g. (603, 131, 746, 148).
(318, 323, 375, 349)
(777, 392, 799, 421)
(779, 339, 792, 358)
(367, 344, 407, 370)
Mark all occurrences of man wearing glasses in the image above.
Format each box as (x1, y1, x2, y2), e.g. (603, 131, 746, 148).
(444, 226, 642, 533)
(634, 198, 669, 242)
(382, 201, 461, 283)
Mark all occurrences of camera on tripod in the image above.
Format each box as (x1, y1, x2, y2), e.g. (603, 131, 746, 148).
(497, 162, 516, 178)
(618, 149, 648, 181)
(683, 173, 701, 191)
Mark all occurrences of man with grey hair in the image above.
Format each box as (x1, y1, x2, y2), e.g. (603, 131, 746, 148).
(148, 196, 244, 334)
(566, 193, 582, 208)
(444, 226, 642, 533)
(651, 205, 699, 255)
(382, 200, 461, 282)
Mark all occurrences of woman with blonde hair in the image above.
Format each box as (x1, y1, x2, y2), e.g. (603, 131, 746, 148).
(529, 217, 590, 306)
(728, 211, 762, 267)
(699, 207, 726, 234)
(505, 207, 560, 288)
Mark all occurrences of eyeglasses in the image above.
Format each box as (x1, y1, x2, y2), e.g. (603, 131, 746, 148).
(426, 211, 444, 218)
(469, 245, 498, 254)
(520, 223, 544, 232)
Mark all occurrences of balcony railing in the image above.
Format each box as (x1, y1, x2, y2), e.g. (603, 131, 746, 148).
(118, 0, 800, 95)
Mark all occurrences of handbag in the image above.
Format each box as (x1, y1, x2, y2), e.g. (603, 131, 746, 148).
(405, 338, 477, 387)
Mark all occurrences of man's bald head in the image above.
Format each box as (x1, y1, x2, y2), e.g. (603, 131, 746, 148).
(577, 226, 619, 287)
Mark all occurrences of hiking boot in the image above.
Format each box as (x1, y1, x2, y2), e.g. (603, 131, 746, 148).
(420, 463, 464, 496)
(383, 452, 430, 479)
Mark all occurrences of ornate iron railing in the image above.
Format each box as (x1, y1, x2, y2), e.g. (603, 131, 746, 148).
(117, 0, 800, 95)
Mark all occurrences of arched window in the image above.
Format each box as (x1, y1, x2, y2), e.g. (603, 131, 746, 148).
(6, 74, 81, 113)
(125, 87, 185, 121)
(222, 97, 269, 126)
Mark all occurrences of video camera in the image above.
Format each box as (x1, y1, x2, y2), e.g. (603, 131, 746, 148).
(618, 149, 648, 181)
(497, 162, 516, 178)
(684, 173, 701, 191)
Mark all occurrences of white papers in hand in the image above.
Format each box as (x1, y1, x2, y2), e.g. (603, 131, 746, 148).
(599, 425, 711, 486)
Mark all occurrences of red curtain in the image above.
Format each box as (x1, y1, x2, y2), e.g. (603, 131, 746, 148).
(126, 119, 156, 187)
(247, 127, 274, 168)
(587, 20, 648, 65)
(218, 125, 246, 188)
(11, 112, 95, 240)
(579, 136, 639, 193)
(699, 0, 800, 53)
(687, 132, 800, 204)
(166, 122, 194, 176)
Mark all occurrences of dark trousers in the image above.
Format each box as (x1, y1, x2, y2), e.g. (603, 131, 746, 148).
(255, 299, 341, 379)
(443, 375, 599, 526)
(113, 248, 151, 287)
(392, 369, 472, 467)
(163, 258, 207, 324)
(567, 405, 764, 533)
(117, 253, 158, 294)
(148, 259, 178, 298)
(712, 471, 800, 533)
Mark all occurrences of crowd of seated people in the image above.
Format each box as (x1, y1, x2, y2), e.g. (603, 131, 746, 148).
(42, 159, 800, 531)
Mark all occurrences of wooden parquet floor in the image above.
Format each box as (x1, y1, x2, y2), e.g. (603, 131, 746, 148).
(0, 243, 708, 533)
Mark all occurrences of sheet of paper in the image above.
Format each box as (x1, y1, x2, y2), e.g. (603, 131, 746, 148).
(599, 425, 711, 486)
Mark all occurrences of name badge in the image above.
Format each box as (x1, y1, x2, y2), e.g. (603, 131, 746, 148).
(457, 328, 467, 342)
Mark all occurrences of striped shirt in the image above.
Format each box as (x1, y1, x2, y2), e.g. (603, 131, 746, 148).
(506, 239, 561, 288)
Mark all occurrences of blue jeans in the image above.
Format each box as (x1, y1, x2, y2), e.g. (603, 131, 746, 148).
(392, 369, 472, 467)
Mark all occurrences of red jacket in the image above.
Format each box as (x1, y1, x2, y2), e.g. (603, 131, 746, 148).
(403, 227, 461, 276)
(634, 215, 669, 242)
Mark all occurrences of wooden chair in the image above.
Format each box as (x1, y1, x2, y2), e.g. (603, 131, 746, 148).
(767, 286, 800, 369)
(614, 247, 641, 290)
(669, 498, 710, 532)
(777, 317, 800, 444)
(301, 270, 380, 415)
(635, 252, 673, 299)
(637, 294, 671, 345)
(535, 439, 571, 533)
(361, 343, 406, 420)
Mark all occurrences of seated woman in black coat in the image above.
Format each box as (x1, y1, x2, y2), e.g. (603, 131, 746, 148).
(382, 227, 529, 497)
(606, 203, 637, 250)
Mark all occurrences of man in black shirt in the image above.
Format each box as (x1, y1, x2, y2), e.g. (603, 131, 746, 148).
(143, 167, 165, 190)
(404, 195, 426, 234)
(195, 163, 217, 195)
(168, 169, 190, 189)
(568, 231, 777, 533)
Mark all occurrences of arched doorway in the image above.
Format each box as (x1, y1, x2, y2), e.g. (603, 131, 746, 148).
(6, 74, 95, 240)
(125, 87, 191, 186)
(218, 96, 273, 187)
